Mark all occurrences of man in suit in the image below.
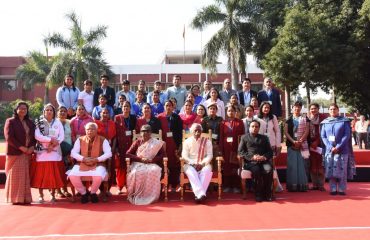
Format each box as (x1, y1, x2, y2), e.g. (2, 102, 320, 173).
(93, 75, 116, 108)
(238, 120, 274, 202)
(257, 77, 282, 118)
(238, 77, 257, 106)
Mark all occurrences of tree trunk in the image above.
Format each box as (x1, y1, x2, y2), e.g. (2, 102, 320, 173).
(230, 53, 239, 91)
(306, 84, 311, 106)
(44, 85, 49, 104)
(332, 85, 337, 104)
(285, 85, 291, 119)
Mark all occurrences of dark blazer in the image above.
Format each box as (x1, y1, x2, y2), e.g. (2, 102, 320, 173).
(93, 86, 116, 108)
(238, 90, 257, 106)
(257, 88, 282, 117)
(238, 133, 273, 164)
(4, 117, 36, 155)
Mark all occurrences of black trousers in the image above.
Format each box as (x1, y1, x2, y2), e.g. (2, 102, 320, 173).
(245, 161, 273, 199)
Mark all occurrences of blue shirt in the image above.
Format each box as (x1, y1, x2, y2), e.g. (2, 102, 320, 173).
(92, 105, 114, 120)
(56, 86, 80, 110)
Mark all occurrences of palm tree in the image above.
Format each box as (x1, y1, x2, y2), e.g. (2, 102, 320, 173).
(191, 0, 257, 90)
(15, 40, 54, 104)
(47, 11, 113, 87)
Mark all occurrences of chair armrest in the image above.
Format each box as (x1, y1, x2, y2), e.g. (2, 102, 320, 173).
(215, 156, 223, 172)
(179, 157, 185, 173)
(163, 157, 168, 173)
(125, 158, 131, 172)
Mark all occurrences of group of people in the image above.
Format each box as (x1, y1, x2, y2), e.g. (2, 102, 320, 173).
(351, 114, 370, 149)
(3, 73, 356, 205)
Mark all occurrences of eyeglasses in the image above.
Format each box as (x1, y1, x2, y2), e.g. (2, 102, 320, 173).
(225, 82, 231, 84)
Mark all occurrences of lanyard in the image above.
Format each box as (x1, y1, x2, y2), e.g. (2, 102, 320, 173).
(166, 114, 172, 130)
(124, 117, 130, 129)
(263, 117, 269, 135)
(227, 120, 234, 134)
(77, 118, 83, 133)
(210, 118, 218, 133)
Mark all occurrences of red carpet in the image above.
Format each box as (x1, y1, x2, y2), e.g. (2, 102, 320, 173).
(1, 183, 370, 240)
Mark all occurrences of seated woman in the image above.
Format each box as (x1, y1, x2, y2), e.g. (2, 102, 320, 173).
(126, 124, 166, 205)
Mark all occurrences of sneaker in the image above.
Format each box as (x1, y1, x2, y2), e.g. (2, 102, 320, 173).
(233, 187, 241, 194)
(90, 193, 99, 203)
(223, 187, 232, 193)
(81, 193, 89, 204)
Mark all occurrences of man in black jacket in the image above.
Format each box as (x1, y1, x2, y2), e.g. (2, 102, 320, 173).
(238, 120, 274, 202)
(238, 77, 257, 106)
(93, 75, 115, 108)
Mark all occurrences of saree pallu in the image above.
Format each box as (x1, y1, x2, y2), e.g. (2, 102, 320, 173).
(5, 154, 32, 203)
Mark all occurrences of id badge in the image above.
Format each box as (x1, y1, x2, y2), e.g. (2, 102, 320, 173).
(125, 130, 132, 136)
(294, 132, 298, 138)
(167, 132, 173, 137)
(212, 134, 218, 140)
(328, 135, 335, 142)
(227, 137, 233, 143)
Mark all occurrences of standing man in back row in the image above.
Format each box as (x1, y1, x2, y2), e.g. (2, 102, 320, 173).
(167, 75, 187, 111)
(238, 77, 257, 107)
(257, 77, 282, 118)
(93, 75, 115, 108)
(219, 78, 237, 106)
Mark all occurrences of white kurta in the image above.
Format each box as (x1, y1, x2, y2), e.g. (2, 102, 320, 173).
(181, 135, 214, 198)
(67, 138, 112, 179)
(35, 119, 64, 162)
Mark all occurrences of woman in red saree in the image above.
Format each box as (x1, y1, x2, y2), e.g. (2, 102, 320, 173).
(114, 101, 137, 194)
(157, 100, 183, 192)
(220, 105, 245, 193)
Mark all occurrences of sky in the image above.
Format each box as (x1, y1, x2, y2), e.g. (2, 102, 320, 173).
(1, 0, 330, 99)
(1, 0, 222, 65)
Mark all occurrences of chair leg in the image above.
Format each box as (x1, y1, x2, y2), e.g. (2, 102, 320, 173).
(218, 183, 222, 200)
(164, 185, 168, 202)
(241, 178, 247, 200)
(180, 184, 184, 201)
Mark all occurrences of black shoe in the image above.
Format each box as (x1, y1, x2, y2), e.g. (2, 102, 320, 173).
(330, 191, 337, 196)
(338, 192, 346, 196)
(255, 196, 263, 202)
(265, 196, 275, 202)
(199, 195, 207, 204)
(81, 193, 89, 204)
(90, 193, 99, 203)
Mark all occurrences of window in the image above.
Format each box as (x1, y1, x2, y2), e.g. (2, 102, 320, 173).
(3, 79, 17, 91)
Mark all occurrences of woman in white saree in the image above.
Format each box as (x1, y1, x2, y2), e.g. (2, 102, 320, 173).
(126, 124, 165, 205)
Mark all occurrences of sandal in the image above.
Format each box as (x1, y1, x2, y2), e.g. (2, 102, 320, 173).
(38, 196, 44, 203)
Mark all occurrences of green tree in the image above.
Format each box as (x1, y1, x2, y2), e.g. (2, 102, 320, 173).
(191, 0, 256, 90)
(262, 0, 367, 114)
(0, 98, 43, 139)
(47, 11, 113, 87)
(15, 40, 54, 104)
